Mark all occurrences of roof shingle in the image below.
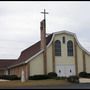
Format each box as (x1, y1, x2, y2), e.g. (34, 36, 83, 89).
(0, 60, 17, 70)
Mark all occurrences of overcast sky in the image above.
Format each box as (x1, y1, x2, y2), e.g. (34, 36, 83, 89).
(0, 1, 90, 59)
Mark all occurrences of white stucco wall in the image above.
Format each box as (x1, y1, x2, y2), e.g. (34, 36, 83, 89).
(46, 45, 53, 73)
(54, 33, 75, 66)
(53, 33, 76, 76)
(29, 53, 44, 76)
(29, 45, 53, 75)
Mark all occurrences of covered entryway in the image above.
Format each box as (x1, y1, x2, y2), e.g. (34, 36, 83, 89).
(56, 64, 75, 77)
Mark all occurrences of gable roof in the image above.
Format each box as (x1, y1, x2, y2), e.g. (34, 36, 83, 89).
(18, 34, 53, 63)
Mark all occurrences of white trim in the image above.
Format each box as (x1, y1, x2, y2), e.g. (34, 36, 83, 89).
(8, 62, 25, 69)
(54, 30, 75, 36)
(47, 34, 55, 48)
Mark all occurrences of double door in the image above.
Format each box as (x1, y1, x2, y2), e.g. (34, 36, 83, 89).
(56, 64, 75, 77)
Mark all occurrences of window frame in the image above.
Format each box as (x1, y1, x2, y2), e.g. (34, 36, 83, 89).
(67, 40, 73, 56)
(55, 40, 61, 56)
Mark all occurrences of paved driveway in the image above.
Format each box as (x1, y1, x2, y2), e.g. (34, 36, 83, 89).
(16, 83, 90, 89)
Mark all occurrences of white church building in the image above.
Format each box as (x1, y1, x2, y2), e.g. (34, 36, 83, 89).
(0, 18, 90, 80)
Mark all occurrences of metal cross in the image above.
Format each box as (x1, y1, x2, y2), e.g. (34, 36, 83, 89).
(41, 9, 48, 20)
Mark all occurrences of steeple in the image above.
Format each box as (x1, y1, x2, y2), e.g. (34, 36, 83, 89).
(40, 9, 48, 74)
(40, 9, 48, 50)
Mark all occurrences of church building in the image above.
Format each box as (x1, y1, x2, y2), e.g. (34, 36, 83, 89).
(0, 11, 90, 80)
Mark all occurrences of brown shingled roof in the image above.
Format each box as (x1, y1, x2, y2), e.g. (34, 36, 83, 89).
(17, 41, 41, 63)
(17, 34, 53, 63)
(0, 60, 17, 70)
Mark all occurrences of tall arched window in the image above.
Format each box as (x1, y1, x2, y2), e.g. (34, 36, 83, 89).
(55, 40, 61, 56)
(67, 40, 73, 56)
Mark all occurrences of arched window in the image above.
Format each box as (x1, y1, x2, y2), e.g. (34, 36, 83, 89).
(55, 40, 61, 56)
(67, 40, 73, 56)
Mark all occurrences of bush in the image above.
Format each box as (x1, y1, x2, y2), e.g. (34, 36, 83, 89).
(79, 72, 87, 78)
(0, 75, 20, 80)
(48, 72, 57, 78)
(79, 72, 90, 78)
(29, 72, 58, 80)
(55, 77, 67, 80)
(86, 73, 90, 78)
(29, 75, 49, 80)
(67, 76, 79, 83)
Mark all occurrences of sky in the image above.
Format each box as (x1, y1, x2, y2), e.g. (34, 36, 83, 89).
(0, 1, 90, 59)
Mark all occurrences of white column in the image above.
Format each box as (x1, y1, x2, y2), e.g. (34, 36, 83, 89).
(5, 70, 8, 75)
(21, 69, 25, 82)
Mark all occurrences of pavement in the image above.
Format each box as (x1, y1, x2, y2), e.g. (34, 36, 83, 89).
(0, 79, 90, 89)
(16, 83, 90, 89)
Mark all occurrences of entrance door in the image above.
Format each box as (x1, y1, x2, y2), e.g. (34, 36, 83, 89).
(56, 64, 75, 77)
(56, 65, 66, 77)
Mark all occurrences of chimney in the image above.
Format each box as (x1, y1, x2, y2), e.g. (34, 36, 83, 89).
(40, 19, 46, 50)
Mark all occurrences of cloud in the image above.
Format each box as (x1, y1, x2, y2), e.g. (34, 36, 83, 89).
(0, 1, 90, 58)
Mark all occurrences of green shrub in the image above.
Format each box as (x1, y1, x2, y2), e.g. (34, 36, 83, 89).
(55, 77, 66, 80)
(86, 73, 90, 78)
(67, 76, 79, 83)
(48, 72, 57, 78)
(29, 75, 49, 80)
(79, 72, 87, 78)
(79, 72, 90, 78)
(0, 75, 20, 80)
(29, 73, 58, 80)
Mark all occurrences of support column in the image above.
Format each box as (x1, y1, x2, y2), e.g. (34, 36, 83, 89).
(83, 51, 86, 72)
(52, 41, 55, 72)
(21, 66, 25, 82)
(25, 64, 30, 80)
(74, 38, 78, 76)
(43, 50, 47, 74)
(28, 63, 30, 78)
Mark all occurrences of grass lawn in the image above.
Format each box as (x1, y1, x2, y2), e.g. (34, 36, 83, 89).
(0, 79, 71, 89)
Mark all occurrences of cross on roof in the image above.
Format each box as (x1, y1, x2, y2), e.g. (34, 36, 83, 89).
(41, 9, 48, 20)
